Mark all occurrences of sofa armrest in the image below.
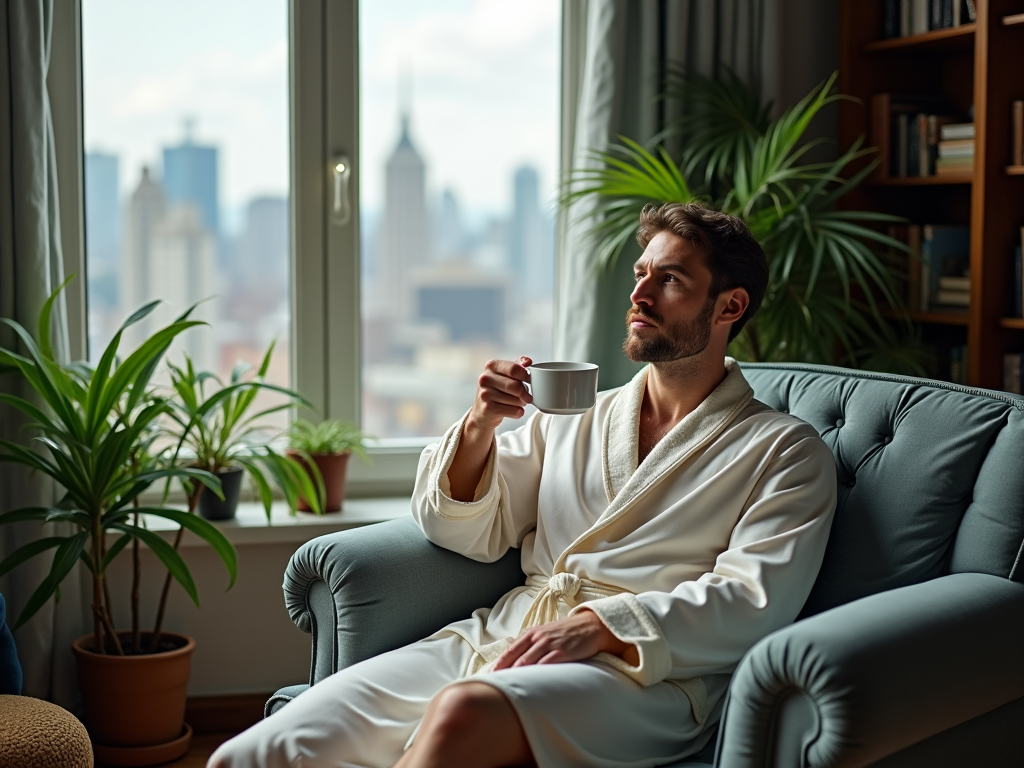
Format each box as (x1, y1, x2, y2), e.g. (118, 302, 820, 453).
(283, 516, 525, 685)
(717, 573, 1024, 768)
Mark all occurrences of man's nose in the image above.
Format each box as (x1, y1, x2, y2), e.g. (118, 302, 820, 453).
(630, 275, 652, 306)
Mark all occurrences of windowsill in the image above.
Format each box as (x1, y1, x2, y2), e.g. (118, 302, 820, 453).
(128, 497, 412, 548)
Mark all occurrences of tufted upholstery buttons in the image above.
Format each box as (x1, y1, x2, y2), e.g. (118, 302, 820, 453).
(882, 436, 892, 445)
(835, 418, 845, 428)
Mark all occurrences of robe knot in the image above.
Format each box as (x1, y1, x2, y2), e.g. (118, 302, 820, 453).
(547, 572, 582, 601)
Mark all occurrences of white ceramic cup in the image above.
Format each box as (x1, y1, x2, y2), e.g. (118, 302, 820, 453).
(526, 362, 600, 415)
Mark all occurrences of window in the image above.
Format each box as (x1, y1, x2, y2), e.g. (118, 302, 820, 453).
(82, 0, 291, 431)
(69, 0, 562, 493)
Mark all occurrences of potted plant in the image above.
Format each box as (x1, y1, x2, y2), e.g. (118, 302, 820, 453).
(0, 282, 236, 764)
(164, 346, 324, 521)
(563, 69, 930, 373)
(286, 418, 371, 512)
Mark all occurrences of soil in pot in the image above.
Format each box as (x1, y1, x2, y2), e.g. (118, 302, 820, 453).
(198, 466, 245, 520)
(72, 631, 194, 757)
(289, 451, 350, 512)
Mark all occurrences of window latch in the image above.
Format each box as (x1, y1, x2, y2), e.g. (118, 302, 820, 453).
(332, 154, 352, 225)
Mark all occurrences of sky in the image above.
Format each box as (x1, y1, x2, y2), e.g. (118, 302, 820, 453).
(82, 0, 560, 230)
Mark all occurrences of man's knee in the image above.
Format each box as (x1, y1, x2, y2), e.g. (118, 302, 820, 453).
(428, 682, 509, 738)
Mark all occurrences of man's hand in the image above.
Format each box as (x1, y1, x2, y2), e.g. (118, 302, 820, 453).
(466, 356, 534, 433)
(493, 610, 639, 669)
(447, 356, 533, 502)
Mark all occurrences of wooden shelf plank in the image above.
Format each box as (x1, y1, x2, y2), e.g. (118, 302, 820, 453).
(1000, 317, 1024, 330)
(864, 23, 976, 52)
(908, 311, 970, 326)
(1006, 166, 1024, 176)
(869, 174, 973, 186)
(1002, 13, 1024, 26)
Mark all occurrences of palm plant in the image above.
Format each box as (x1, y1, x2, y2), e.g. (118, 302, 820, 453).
(563, 68, 928, 372)
(0, 280, 236, 654)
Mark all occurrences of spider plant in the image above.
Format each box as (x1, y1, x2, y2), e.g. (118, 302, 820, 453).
(0, 279, 236, 655)
(286, 418, 371, 460)
(163, 345, 324, 517)
(562, 68, 928, 373)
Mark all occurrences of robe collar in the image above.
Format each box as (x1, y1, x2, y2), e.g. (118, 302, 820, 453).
(601, 357, 753, 505)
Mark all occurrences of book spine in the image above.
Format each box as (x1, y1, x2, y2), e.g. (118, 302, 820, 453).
(942, 0, 953, 27)
(908, 116, 921, 177)
(898, 114, 910, 177)
(884, 0, 901, 37)
(965, 0, 976, 22)
(908, 225, 923, 311)
(930, 0, 943, 29)
(1013, 100, 1024, 167)
(913, 0, 930, 34)
(919, 114, 930, 176)
(920, 229, 933, 311)
(901, 0, 911, 35)
(953, 0, 961, 26)
(1013, 245, 1022, 318)
(1005, 353, 1023, 395)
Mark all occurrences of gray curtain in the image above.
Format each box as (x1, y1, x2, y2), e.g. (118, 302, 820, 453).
(556, 0, 837, 389)
(0, 0, 83, 708)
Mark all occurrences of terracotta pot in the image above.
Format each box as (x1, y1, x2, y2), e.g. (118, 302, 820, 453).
(198, 467, 244, 520)
(72, 631, 194, 752)
(289, 451, 350, 512)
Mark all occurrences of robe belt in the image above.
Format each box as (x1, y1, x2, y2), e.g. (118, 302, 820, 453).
(519, 572, 629, 631)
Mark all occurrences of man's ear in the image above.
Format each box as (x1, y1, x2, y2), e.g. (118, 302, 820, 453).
(716, 287, 749, 327)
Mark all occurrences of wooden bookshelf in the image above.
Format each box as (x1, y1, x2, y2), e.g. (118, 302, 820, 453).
(839, 0, 1024, 389)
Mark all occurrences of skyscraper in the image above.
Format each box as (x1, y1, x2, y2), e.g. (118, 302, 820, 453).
(238, 196, 289, 289)
(121, 166, 166, 319)
(378, 112, 428, 320)
(509, 165, 553, 304)
(163, 123, 220, 240)
(84, 151, 120, 307)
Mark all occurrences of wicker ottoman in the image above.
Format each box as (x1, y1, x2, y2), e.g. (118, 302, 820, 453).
(0, 695, 93, 767)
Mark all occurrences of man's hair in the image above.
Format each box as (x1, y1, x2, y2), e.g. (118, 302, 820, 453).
(636, 202, 768, 342)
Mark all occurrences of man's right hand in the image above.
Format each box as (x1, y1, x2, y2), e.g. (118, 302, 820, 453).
(447, 356, 533, 502)
(466, 356, 534, 433)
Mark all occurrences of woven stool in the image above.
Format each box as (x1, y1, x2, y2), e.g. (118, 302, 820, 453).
(0, 694, 93, 767)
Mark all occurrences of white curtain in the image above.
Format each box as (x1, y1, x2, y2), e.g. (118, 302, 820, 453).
(0, 0, 84, 709)
(556, 0, 838, 389)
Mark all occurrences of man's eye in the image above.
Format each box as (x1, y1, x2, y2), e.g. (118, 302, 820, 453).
(633, 273, 644, 281)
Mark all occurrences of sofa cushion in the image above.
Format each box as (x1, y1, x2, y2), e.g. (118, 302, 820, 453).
(0, 593, 22, 695)
(741, 363, 1024, 616)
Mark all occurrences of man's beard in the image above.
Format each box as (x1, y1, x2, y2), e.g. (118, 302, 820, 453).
(622, 295, 717, 363)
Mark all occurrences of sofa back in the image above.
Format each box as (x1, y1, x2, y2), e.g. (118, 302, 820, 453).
(741, 363, 1024, 617)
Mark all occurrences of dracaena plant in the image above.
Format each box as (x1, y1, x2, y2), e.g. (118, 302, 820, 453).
(562, 68, 930, 373)
(0, 279, 237, 655)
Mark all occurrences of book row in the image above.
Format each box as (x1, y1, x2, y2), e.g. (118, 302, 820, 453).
(871, 94, 974, 179)
(882, 0, 976, 38)
(1004, 353, 1024, 396)
(888, 225, 970, 312)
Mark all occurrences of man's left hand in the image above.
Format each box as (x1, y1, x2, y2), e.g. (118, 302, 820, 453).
(492, 610, 639, 669)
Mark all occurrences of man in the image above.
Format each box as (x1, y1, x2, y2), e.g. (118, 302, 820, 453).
(211, 202, 837, 768)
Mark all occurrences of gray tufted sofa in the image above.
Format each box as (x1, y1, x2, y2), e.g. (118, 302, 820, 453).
(268, 363, 1024, 767)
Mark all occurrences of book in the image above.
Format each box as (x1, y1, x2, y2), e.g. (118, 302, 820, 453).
(941, 123, 975, 140)
(937, 142, 974, 158)
(870, 95, 949, 179)
(1012, 245, 1022, 318)
(901, 0, 911, 36)
(921, 225, 970, 310)
(935, 156, 973, 174)
(908, 224, 923, 310)
(965, 0, 976, 22)
(913, 0, 929, 34)
(1013, 100, 1023, 166)
(939, 275, 970, 291)
(930, 0, 944, 29)
(884, 0, 901, 37)
(1004, 353, 1023, 395)
(935, 289, 970, 306)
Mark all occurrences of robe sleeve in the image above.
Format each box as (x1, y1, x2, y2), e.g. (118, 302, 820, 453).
(572, 432, 838, 687)
(411, 410, 547, 563)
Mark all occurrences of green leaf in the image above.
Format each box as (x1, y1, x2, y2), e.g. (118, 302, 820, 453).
(12, 532, 88, 629)
(136, 507, 238, 589)
(0, 536, 67, 579)
(112, 523, 201, 607)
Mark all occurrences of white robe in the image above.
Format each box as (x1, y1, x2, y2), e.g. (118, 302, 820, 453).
(211, 359, 837, 768)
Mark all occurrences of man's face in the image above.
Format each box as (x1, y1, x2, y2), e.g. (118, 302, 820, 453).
(623, 231, 719, 363)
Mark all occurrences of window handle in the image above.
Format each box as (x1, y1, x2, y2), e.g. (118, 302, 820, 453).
(332, 155, 352, 225)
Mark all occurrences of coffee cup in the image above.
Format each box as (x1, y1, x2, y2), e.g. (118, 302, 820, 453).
(526, 362, 599, 415)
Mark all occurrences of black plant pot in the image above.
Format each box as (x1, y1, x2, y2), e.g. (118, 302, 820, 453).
(198, 467, 245, 521)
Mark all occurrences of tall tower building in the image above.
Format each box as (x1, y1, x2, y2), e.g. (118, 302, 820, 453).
(238, 196, 289, 290)
(378, 112, 428, 320)
(509, 165, 553, 304)
(121, 166, 166, 322)
(84, 151, 121, 307)
(162, 122, 220, 240)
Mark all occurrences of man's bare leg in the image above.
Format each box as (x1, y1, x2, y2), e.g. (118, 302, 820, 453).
(393, 682, 536, 768)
